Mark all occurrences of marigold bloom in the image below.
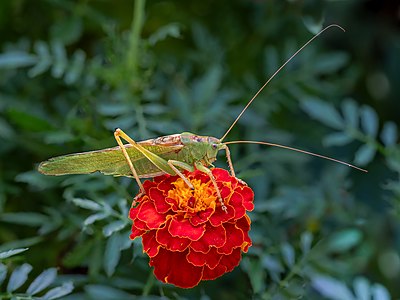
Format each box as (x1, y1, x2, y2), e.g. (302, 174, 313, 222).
(129, 168, 254, 289)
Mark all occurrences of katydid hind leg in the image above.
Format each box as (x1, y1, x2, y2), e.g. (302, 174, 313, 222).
(195, 162, 227, 213)
(114, 129, 145, 195)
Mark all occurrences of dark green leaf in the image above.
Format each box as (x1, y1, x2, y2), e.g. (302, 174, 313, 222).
(0, 263, 7, 286)
(342, 99, 359, 128)
(354, 144, 376, 166)
(42, 282, 74, 299)
(0, 51, 37, 68)
(281, 243, 295, 267)
(104, 233, 123, 277)
(360, 105, 379, 138)
(380, 121, 397, 147)
(371, 283, 391, 300)
(353, 277, 369, 300)
(7, 263, 32, 292)
(312, 276, 355, 300)
(85, 284, 133, 299)
(300, 232, 313, 254)
(0, 248, 29, 259)
(326, 229, 362, 253)
(0, 212, 49, 226)
(301, 98, 344, 129)
(27, 268, 57, 295)
(103, 220, 127, 237)
(323, 132, 354, 147)
(71, 198, 102, 211)
(148, 23, 182, 45)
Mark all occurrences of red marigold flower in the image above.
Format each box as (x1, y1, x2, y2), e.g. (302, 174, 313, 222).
(129, 168, 254, 289)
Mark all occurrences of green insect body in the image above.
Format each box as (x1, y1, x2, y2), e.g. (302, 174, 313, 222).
(38, 133, 223, 179)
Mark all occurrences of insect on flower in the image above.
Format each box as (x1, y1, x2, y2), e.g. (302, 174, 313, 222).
(38, 24, 367, 214)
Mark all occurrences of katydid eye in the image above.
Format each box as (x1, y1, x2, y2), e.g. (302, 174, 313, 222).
(212, 144, 218, 149)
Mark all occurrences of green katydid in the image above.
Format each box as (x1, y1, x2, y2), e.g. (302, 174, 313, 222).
(38, 24, 367, 211)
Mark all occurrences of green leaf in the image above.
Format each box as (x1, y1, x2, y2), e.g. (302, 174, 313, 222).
(0, 248, 29, 259)
(353, 277, 370, 300)
(313, 52, 349, 74)
(380, 121, 397, 147)
(104, 233, 123, 277)
(71, 198, 102, 211)
(42, 282, 74, 300)
(0, 51, 37, 68)
(326, 229, 362, 253)
(26, 268, 57, 295)
(0, 263, 7, 286)
(342, 99, 359, 128)
(360, 105, 379, 138)
(148, 23, 182, 46)
(312, 276, 355, 300)
(103, 220, 127, 237)
(0, 212, 49, 226)
(301, 98, 344, 130)
(281, 243, 295, 267)
(323, 132, 354, 147)
(28, 41, 51, 77)
(7, 263, 33, 292)
(51, 40, 67, 78)
(64, 49, 85, 84)
(84, 284, 132, 300)
(354, 144, 376, 166)
(371, 283, 391, 300)
(300, 232, 313, 254)
(84, 212, 109, 226)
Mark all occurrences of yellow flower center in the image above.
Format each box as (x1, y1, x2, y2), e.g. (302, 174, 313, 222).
(167, 178, 218, 212)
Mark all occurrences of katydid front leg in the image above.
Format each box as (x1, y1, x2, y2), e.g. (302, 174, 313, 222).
(195, 162, 227, 213)
(222, 144, 248, 186)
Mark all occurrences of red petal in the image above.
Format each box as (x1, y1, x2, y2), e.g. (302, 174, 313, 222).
(133, 219, 150, 231)
(209, 204, 235, 227)
(137, 201, 166, 229)
(150, 248, 203, 288)
(156, 224, 191, 251)
(149, 187, 171, 213)
(237, 186, 254, 211)
(190, 223, 226, 252)
(130, 224, 145, 239)
(169, 216, 205, 241)
(187, 247, 222, 269)
(129, 205, 140, 220)
(190, 208, 213, 226)
(203, 248, 242, 280)
(142, 231, 160, 257)
(236, 216, 252, 252)
(218, 223, 244, 255)
(212, 168, 231, 183)
(220, 185, 233, 199)
(229, 191, 246, 220)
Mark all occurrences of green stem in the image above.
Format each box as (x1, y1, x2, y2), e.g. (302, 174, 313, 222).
(127, 0, 146, 80)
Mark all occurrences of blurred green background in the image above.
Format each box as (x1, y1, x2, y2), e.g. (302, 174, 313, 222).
(0, 0, 399, 299)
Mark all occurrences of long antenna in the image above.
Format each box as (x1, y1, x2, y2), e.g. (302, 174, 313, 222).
(224, 140, 367, 172)
(220, 24, 345, 142)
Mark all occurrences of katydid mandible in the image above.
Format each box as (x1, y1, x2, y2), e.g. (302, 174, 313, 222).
(38, 25, 367, 212)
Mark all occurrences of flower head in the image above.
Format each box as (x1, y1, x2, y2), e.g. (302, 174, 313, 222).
(129, 168, 254, 288)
